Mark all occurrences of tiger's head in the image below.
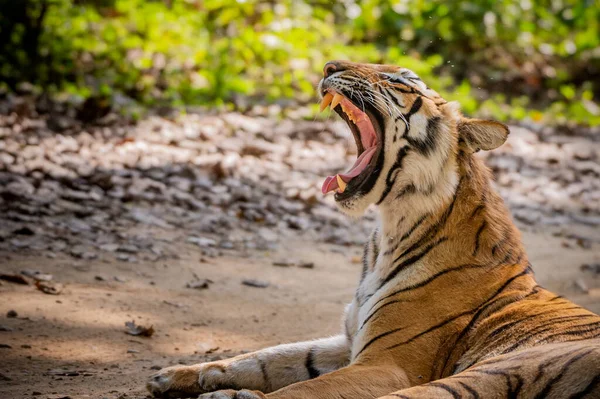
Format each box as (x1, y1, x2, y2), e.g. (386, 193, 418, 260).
(318, 60, 509, 216)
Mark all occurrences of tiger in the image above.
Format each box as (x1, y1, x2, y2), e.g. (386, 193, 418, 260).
(147, 60, 600, 399)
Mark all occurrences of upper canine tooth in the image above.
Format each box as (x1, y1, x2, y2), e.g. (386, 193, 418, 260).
(320, 92, 333, 112)
(331, 93, 343, 110)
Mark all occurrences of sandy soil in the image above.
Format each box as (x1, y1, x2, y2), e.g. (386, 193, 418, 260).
(1, 226, 599, 399)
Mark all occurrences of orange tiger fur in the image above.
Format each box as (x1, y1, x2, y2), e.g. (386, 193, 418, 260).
(148, 61, 600, 399)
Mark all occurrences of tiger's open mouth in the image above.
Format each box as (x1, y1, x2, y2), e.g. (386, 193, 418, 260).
(320, 89, 382, 198)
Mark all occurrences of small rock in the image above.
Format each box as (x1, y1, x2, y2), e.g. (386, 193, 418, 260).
(0, 325, 14, 332)
(70, 246, 97, 260)
(581, 263, 600, 275)
(574, 278, 589, 293)
(6, 310, 18, 318)
(127, 349, 139, 354)
(99, 243, 119, 252)
(219, 241, 235, 249)
(12, 227, 35, 236)
(298, 261, 315, 269)
(21, 270, 53, 281)
(94, 275, 107, 281)
(21, 344, 32, 349)
(187, 236, 217, 247)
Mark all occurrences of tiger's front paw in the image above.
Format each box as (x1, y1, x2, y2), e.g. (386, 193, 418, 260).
(147, 362, 230, 398)
(198, 389, 266, 399)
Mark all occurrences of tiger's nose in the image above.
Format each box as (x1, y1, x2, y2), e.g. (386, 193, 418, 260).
(323, 62, 344, 78)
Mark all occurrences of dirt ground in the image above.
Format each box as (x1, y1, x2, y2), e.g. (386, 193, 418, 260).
(1, 225, 600, 399)
(1, 102, 599, 398)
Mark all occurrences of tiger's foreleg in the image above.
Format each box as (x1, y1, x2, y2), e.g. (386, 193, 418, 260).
(199, 359, 411, 399)
(147, 335, 350, 398)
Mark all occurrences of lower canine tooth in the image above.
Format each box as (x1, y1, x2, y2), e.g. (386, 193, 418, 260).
(336, 175, 347, 193)
(331, 93, 343, 110)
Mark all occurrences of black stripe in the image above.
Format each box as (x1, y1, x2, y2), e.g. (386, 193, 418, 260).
(404, 96, 423, 122)
(381, 236, 448, 288)
(305, 347, 320, 379)
(395, 183, 416, 200)
(470, 369, 523, 399)
(428, 381, 461, 398)
(491, 228, 509, 257)
(355, 326, 404, 358)
(371, 230, 380, 266)
(458, 381, 480, 399)
(358, 298, 408, 331)
(470, 204, 485, 219)
(405, 116, 442, 156)
(360, 240, 369, 284)
(386, 90, 406, 109)
(472, 221, 487, 256)
(377, 146, 409, 205)
(534, 349, 596, 399)
(257, 357, 271, 392)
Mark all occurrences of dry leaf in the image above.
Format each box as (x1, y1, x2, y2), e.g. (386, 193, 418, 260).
(186, 278, 213, 290)
(124, 320, 154, 337)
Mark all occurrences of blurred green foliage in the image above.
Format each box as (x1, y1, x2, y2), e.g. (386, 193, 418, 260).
(0, 0, 599, 125)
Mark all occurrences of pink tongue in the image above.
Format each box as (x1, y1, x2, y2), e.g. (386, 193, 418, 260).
(322, 146, 377, 194)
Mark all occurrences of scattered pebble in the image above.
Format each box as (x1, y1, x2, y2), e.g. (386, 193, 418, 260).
(574, 278, 589, 294)
(35, 280, 63, 295)
(272, 260, 294, 267)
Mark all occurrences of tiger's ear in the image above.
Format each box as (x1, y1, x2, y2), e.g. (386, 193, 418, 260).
(457, 118, 509, 153)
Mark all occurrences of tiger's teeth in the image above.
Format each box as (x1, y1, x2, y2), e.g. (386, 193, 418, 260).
(336, 175, 347, 193)
(320, 92, 333, 112)
(330, 93, 343, 110)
